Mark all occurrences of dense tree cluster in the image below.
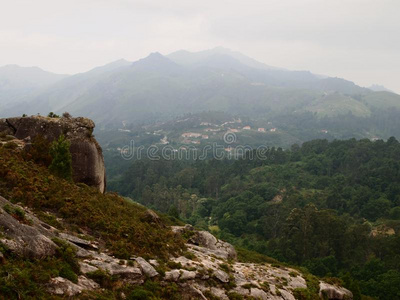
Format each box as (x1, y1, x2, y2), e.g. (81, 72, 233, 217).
(108, 137, 400, 299)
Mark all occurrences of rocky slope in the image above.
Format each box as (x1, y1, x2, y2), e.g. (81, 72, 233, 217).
(0, 115, 106, 193)
(0, 194, 352, 299)
(0, 116, 353, 299)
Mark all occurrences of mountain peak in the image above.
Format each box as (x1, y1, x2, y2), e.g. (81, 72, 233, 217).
(131, 52, 178, 71)
(148, 52, 163, 58)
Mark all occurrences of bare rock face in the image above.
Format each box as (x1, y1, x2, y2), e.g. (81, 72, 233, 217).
(46, 276, 99, 296)
(0, 115, 106, 193)
(0, 196, 58, 258)
(172, 224, 237, 260)
(81, 251, 143, 284)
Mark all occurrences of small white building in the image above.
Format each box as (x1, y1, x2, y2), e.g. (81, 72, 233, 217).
(182, 132, 202, 138)
(270, 128, 277, 132)
(243, 126, 251, 130)
(258, 128, 266, 132)
(228, 128, 239, 133)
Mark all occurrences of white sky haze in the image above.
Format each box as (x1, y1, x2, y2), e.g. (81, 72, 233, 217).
(1, 0, 399, 92)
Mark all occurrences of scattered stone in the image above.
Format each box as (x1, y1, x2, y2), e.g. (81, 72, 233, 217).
(85, 252, 143, 283)
(135, 257, 159, 277)
(79, 262, 98, 274)
(165, 269, 181, 282)
(77, 275, 100, 290)
(214, 269, 229, 283)
(179, 270, 197, 281)
(59, 233, 98, 250)
(279, 289, 296, 300)
(149, 259, 159, 267)
(180, 284, 208, 300)
(172, 224, 237, 259)
(47, 277, 83, 296)
(250, 288, 270, 300)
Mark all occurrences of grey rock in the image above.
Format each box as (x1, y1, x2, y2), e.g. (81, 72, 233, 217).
(70, 243, 93, 258)
(47, 277, 83, 296)
(279, 289, 296, 300)
(214, 269, 229, 283)
(59, 232, 98, 250)
(85, 252, 143, 282)
(149, 259, 159, 267)
(89, 260, 142, 278)
(319, 282, 353, 300)
(79, 262, 98, 274)
(172, 225, 237, 259)
(180, 284, 208, 300)
(165, 269, 181, 282)
(136, 257, 159, 277)
(209, 287, 229, 300)
(250, 288, 270, 300)
(179, 270, 197, 280)
(77, 275, 100, 290)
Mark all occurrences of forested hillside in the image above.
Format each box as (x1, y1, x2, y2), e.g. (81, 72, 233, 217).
(108, 138, 400, 299)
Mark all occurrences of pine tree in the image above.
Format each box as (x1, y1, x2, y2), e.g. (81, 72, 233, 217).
(49, 135, 73, 181)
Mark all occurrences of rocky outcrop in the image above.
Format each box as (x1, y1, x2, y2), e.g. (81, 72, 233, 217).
(172, 224, 237, 259)
(0, 115, 106, 193)
(319, 282, 353, 300)
(0, 194, 353, 299)
(170, 224, 353, 300)
(46, 276, 99, 296)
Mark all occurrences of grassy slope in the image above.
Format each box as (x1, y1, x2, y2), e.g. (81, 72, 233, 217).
(361, 91, 400, 110)
(303, 93, 371, 117)
(0, 146, 185, 260)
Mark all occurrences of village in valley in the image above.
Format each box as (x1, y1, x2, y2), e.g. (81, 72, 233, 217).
(100, 112, 337, 156)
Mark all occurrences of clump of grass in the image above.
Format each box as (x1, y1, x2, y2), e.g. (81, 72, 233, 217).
(3, 204, 31, 225)
(227, 291, 244, 300)
(183, 250, 196, 260)
(219, 263, 232, 274)
(167, 261, 182, 270)
(260, 281, 270, 293)
(241, 283, 258, 290)
(289, 271, 299, 277)
(236, 247, 278, 264)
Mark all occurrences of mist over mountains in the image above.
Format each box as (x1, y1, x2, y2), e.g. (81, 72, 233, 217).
(0, 47, 399, 130)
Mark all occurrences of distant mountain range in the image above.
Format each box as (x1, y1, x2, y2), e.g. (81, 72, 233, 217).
(1, 47, 399, 130)
(0, 64, 68, 110)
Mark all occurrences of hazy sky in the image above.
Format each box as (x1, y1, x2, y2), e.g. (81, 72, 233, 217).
(1, 0, 399, 92)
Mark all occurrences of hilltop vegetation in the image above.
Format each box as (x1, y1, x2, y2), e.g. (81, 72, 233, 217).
(108, 137, 400, 299)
